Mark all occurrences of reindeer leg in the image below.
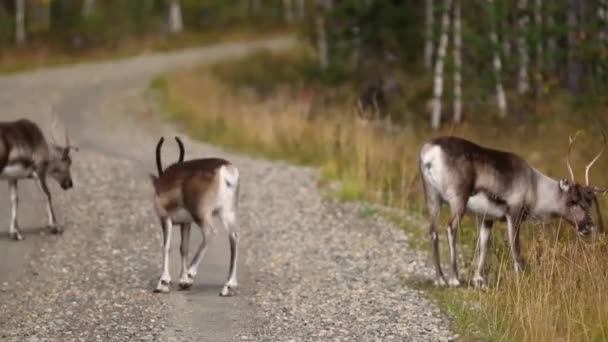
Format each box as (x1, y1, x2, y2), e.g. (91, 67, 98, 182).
(177, 222, 192, 290)
(425, 189, 447, 286)
(473, 219, 493, 288)
(506, 211, 525, 273)
(34, 173, 60, 234)
(8, 180, 23, 241)
(184, 215, 215, 285)
(220, 210, 239, 297)
(154, 216, 173, 293)
(446, 201, 465, 287)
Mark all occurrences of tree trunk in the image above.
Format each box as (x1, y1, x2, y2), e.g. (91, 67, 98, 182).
(547, 13, 557, 73)
(283, 0, 295, 24)
(315, 0, 330, 71)
(82, 0, 96, 17)
(567, 0, 581, 92)
(296, 0, 306, 19)
(534, 0, 543, 92)
(517, 0, 530, 94)
(15, 0, 26, 46)
(431, 0, 452, 130)
(453, 0, 462, 123)
(489, 0, 508, 117)
(168, 0, 183, 34)
(424, 0, 435, 69)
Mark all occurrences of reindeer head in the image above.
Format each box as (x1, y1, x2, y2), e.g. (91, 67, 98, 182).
(561, 132, 608, 236)
(48, 144, 74, 189)
(48, 109, 77, 190)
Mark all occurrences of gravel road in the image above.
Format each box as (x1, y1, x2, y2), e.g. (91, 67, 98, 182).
(0, 37, 455, 341)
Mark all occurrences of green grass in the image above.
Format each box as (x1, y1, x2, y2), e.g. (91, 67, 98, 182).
(153, 49, 608, 342)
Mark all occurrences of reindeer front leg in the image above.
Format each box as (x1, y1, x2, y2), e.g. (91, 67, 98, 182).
(506, 210, 525, 273)
(8, 180, 23, 241)
(34, 172, 60, 234)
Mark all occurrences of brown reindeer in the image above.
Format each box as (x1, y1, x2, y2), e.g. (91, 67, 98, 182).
(419, 134, 606, 288)
(0, 118, 75, 241)
(150, 137, 240, 296)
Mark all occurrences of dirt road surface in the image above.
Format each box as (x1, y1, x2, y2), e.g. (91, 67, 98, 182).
(0, 37, 454, 342)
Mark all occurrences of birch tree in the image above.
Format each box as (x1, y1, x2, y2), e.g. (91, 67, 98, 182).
(534, 0, 543, 84)
(453, 0, 462, 123)
(431, 0, 452, 129)
(424, 0, 435, 69)
(517, 0, 530, 94)
(315, 0, 332, 71)
(489, 0, 508, 116)
(83, 0, 96, 17)
(15, 0, 26, 46)
(567, 0, 581, 92)
(283, 0, 295, 24)
(168, 0, 184, 34)
(296, 0, 306, 20)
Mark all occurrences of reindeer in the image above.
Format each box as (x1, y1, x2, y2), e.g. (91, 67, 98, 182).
(419, 134, 606, 288)
(0, 118, 75, 241)
(150, 137, 240, 296)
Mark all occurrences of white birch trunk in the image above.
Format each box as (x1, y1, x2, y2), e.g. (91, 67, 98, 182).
(534, 0, 543, 75)
(15, 0, 26, 46)
(296, 0, 306, 19)
(431, 0, 452, 130)
(547, 14, 557, 72)
(489, 0, 508, 117)
(453, 0, 462, 123)
(600, 0, 608, 45)
(424, 0, 435, 69)
(83, 0, 96, 17)
(316, 0, 329, 70)
(283, 0, 295, 24)
(517, 0, 530, 94)
(252, 0, 262, 14)
(169, 0, 184, 34)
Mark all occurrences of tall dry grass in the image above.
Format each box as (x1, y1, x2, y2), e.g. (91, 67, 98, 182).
(155, 58, 608, 342)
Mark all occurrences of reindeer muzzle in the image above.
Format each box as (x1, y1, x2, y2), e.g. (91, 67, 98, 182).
(61, 179, 73, 190)
(578, 224, 593, 237)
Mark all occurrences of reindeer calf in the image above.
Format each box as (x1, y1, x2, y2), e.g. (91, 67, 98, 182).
(420, 135, 606, 288)
(150, 137, 240, 296)
(0, 119, 75, 241)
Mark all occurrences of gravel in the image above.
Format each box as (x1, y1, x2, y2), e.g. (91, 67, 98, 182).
(0, 37, 455, 341)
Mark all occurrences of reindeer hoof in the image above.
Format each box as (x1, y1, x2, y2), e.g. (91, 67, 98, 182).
(49, 225, 63, 234)
(178, 280, 193, 290)
(219, 284, 237, 297)
(448, 277, 462, 288)
(433, 277, 448, 287)
(154, 279, 171, 293)
(9, 232, 24, 241)
(472, 276, 488, 289)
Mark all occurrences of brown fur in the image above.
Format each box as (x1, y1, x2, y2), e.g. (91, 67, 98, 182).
(151, 158, 230, 223)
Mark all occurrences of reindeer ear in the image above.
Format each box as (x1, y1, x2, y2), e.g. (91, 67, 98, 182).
(559, 178, 571, 192)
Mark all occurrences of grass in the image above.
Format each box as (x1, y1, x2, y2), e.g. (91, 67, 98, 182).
(153, 49, 608, 342)
(0, 24, 293, 74)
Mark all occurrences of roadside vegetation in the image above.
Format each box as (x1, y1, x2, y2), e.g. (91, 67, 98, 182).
(0, 1, 296, 73)
(153, 48, 608, 341)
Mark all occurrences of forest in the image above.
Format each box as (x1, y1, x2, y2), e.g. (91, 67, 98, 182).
(2, 1, 608, 341)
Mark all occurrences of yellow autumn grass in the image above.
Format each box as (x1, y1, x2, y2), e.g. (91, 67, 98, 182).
(155, 55, 608, 342)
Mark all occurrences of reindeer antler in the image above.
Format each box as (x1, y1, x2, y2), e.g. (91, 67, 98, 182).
(567, 131, 581, 182)
(585, 131, 607, 186)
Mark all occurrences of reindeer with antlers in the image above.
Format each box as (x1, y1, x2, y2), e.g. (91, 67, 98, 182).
(150, 137, 240, 296)
(419, 134, 606, 288)
(0, 116, 76, 241)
